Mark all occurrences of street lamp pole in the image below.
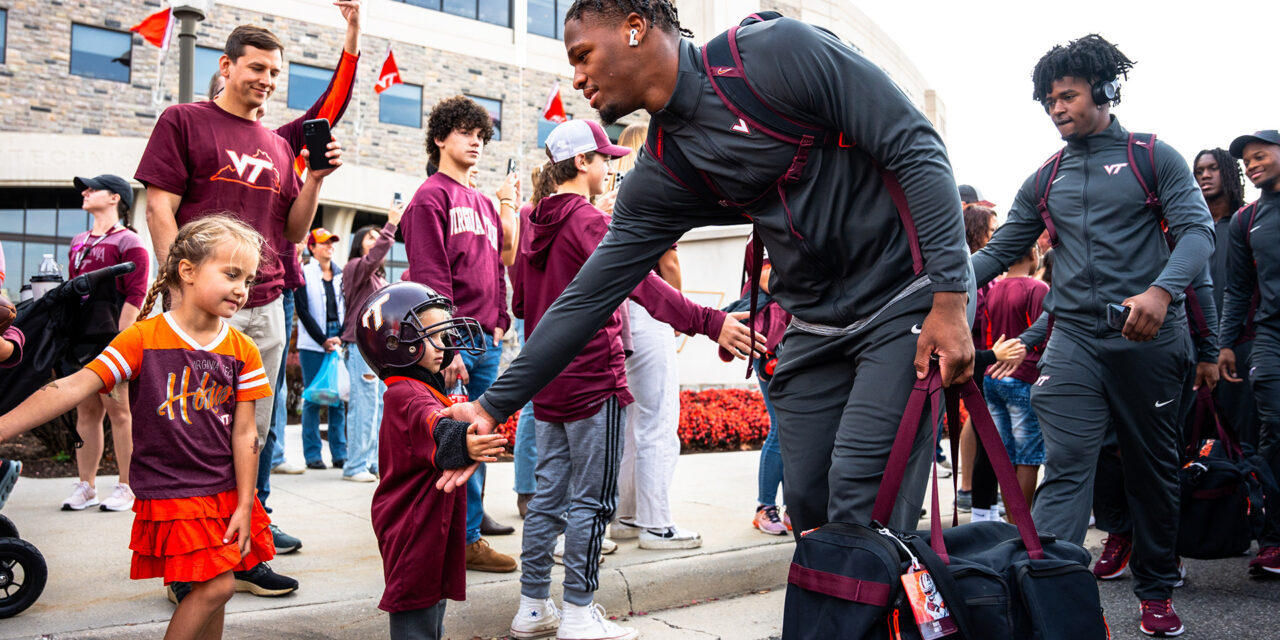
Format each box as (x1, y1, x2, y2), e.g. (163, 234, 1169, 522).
(171, 2, 209, 104)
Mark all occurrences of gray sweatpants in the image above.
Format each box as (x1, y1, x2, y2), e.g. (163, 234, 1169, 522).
(1031, 324, 1191, 600)
(767, 288, 935, 536)
(520, 397, 624, 606)
(388, 601, 446, 640)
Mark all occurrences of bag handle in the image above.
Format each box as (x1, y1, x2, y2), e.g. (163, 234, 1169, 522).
(1190, 386, 1243, 459)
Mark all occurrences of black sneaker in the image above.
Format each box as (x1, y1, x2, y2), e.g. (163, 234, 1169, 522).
(305, 460, 326, 470)
(233, 562, 299, 597)
(166, 581, 192, 605)
(271, 524, 302, 554)
(331, 459, 345, 469)
(955, 489, 972, 513)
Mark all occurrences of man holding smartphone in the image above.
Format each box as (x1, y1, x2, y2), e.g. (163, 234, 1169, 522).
(136, 24, 343, 601)
(971, 36, 1211, 636)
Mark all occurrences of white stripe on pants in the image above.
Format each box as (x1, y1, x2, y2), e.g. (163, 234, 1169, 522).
(617, 300, 681, 529)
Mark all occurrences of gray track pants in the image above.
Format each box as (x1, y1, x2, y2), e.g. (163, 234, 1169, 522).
(520, 397, 624, 606)
(768, 288, 935, 536)
(1031, 324, 1191, 600)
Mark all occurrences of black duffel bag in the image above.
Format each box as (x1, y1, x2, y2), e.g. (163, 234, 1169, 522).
(1176, 388, 1267, 559)
(783, 368, 1108, 639)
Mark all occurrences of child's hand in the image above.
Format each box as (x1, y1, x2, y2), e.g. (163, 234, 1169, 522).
(466, 423, 507, 463)
(224, 506, 253, 558)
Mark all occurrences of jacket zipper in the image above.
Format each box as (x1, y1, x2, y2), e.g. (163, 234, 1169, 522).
(1081, 148, 1102, 336)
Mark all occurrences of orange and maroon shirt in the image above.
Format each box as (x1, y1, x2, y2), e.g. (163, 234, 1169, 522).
(85, 313, 272, 500)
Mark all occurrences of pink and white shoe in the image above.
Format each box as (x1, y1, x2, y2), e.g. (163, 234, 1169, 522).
(754, 505, 787, 535)
(61, 481, 99, 511)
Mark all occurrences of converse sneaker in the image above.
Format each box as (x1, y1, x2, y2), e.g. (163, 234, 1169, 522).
(556, 601, 638, 640)
(509, 595, 561, 639)
(1093, 534, 1132, 580)
(1249, 545, 1280, 576)
(0, 459, 21, 511)
(553, 534, 614, 565)
(233, 562, 299, 597)
(271, 460, 305, 475)
(609, 520, 642, 540)
(99, 484, 135, 512)
(61, 481, 99, 511)
(638, 525, 701, 550)
(753, 505, 787, 535)
(1139, 598, 1184, 637)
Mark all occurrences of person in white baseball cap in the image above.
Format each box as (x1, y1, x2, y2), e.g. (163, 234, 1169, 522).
(545, 119, 632, 163)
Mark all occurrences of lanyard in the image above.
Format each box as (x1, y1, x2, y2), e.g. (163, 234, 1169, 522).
(72, 223, 123, 271)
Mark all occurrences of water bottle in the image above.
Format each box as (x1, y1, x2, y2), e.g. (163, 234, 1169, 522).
(448, 380, 469, 405)
(30, 254, 64, 299)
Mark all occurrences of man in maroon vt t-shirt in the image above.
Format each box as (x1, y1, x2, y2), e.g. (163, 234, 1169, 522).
(135, 24, 343, 600)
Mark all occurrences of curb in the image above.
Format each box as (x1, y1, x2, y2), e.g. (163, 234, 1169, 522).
(52, 541, 795, 639)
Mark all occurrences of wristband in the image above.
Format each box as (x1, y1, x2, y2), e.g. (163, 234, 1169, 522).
(499, 199, 517, 209)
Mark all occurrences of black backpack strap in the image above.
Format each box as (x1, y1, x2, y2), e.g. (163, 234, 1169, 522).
(1034, 149, 1065, 247)
(643, 125, 721, 206)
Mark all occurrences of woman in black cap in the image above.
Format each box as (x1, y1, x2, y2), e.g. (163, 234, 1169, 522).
(60, 174, 150, 513)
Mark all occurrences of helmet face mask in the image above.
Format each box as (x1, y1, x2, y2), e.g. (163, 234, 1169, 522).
(394, 305, 487, 366)
(356, 282, 488, 378)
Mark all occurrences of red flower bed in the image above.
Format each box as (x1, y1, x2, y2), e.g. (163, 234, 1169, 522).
(496, 388, 772, 453)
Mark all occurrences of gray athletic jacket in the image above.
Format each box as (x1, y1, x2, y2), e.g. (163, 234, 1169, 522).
(972, 117, 1214, 338)
(479, 18, 970, 422)
(1221, 191, 1280, 348)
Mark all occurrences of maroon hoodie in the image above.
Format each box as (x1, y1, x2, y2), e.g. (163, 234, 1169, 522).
(512, 193, 726, 422)
(983, 276, 1048, 384)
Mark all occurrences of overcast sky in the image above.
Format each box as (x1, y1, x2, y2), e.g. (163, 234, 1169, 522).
(856, 0, 1280, 216)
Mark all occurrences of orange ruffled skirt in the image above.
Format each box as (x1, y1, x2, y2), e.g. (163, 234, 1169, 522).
(130, 489, 275, 584)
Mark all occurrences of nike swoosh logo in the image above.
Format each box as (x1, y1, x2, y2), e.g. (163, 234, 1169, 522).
(1252, 225, 1263, 233)
(1154, 399, 1175, 408)
(1052, 176, 1067, 184)
(910, 324, 922, 334)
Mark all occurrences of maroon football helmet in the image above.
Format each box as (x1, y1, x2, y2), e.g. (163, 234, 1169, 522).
(355, 282, 485, 378)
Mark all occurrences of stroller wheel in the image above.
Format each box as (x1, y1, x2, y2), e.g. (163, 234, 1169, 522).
(0, 537, 46, 618)
(0, 515, 16, 540)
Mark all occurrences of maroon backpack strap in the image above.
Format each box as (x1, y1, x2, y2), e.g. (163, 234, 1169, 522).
(745, 234, 765, 378)
(1035, 150, 1065, 247)
(1126, 132, 1161, 213)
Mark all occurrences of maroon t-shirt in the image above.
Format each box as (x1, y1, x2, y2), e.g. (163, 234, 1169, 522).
(984, 276, 1049, 384)
(401, 172, 509, 335)
(513, 193, 724, 422)
(371, 376, 467, 613)
(135, 101, 302, 308)
(68, 226, 150, 308)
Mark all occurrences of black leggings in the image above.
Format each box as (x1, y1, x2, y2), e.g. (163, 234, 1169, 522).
(969, 374, 1000, 509)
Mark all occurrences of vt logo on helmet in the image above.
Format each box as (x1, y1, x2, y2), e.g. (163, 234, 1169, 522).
(355, 281, 486, 378)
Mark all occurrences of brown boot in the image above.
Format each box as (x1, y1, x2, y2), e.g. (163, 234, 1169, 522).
(517, 493, 533, 519)
(465, 538, 517, 573)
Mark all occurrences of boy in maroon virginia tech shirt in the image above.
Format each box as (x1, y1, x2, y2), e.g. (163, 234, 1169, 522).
(505, 120, 760, 639)
(358, 282, 506, 640)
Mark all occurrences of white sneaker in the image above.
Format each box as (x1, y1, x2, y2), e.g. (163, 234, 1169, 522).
(510, 595, 561, 639)
(609, 520, 642, 540)
(638, 526, 701, 550)
(553, 534, 614, 565)
(61, 481, 99, 511)
(342, 471, 378, 483)
(271, 460, 305, 475)
(99, 483, 135, 512)
(556, 601, 638, 640)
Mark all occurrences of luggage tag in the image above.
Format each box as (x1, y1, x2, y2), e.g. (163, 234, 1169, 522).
(900, 561, 958, 639)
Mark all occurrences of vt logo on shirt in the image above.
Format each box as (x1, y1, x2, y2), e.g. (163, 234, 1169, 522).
(449, 206, 499, 251)
(211, 149, 283, 193)
(1103, 163, 1129, 176)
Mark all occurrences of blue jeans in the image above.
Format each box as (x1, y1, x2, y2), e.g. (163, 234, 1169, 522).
(756, 369, 784, 507)
(984, 375, 1045, 466)
(462, 336, 502, 544)
(344, 343, 385, 476)
(256, 289, 293, 510)
(512, 320, 538, 495)
(300, 322, 348, 465)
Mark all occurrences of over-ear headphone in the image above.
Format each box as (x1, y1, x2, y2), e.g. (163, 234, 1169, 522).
(1091, 77, 1120, 107)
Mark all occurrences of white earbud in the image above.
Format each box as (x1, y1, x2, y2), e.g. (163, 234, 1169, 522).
(628, 28, 639, 47)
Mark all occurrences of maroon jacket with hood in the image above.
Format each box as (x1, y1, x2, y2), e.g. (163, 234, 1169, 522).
(512, 193, 725, 422)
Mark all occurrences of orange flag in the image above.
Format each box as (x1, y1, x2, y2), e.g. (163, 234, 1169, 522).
(130, 7, 174, 50)
(543, 82, 567, 123)
(375, 47, 403, 94)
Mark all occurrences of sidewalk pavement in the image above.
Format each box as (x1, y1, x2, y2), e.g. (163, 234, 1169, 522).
(5, 426, 1279, 639)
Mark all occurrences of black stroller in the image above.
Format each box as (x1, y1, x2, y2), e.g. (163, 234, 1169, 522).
(0, 261, 137, 618)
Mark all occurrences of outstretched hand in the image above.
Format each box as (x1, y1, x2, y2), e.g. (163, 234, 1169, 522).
(437, 401, 499, 491)
(719, 312, 768, 360)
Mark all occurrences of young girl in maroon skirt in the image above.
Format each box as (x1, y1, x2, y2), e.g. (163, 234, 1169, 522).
(0, 215, 276, 639)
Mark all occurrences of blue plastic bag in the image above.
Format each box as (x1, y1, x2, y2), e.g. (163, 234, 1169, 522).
(302, 350, 349, 407)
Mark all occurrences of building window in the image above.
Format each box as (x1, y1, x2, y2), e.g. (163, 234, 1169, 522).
(288, 62, 333, 111)
(537, 114, 573, 147)
(528, 0, 570, 39)
(379, 82, 423, 128)
(387, 241, 410, 285)
(392, 0, 510, 28)
(70, 23, 132, 83)
(1, 9, 8, 65)
(195, 45, 222, 97)
(0, 189, 93, 302)
(469, 96, 502, 141)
